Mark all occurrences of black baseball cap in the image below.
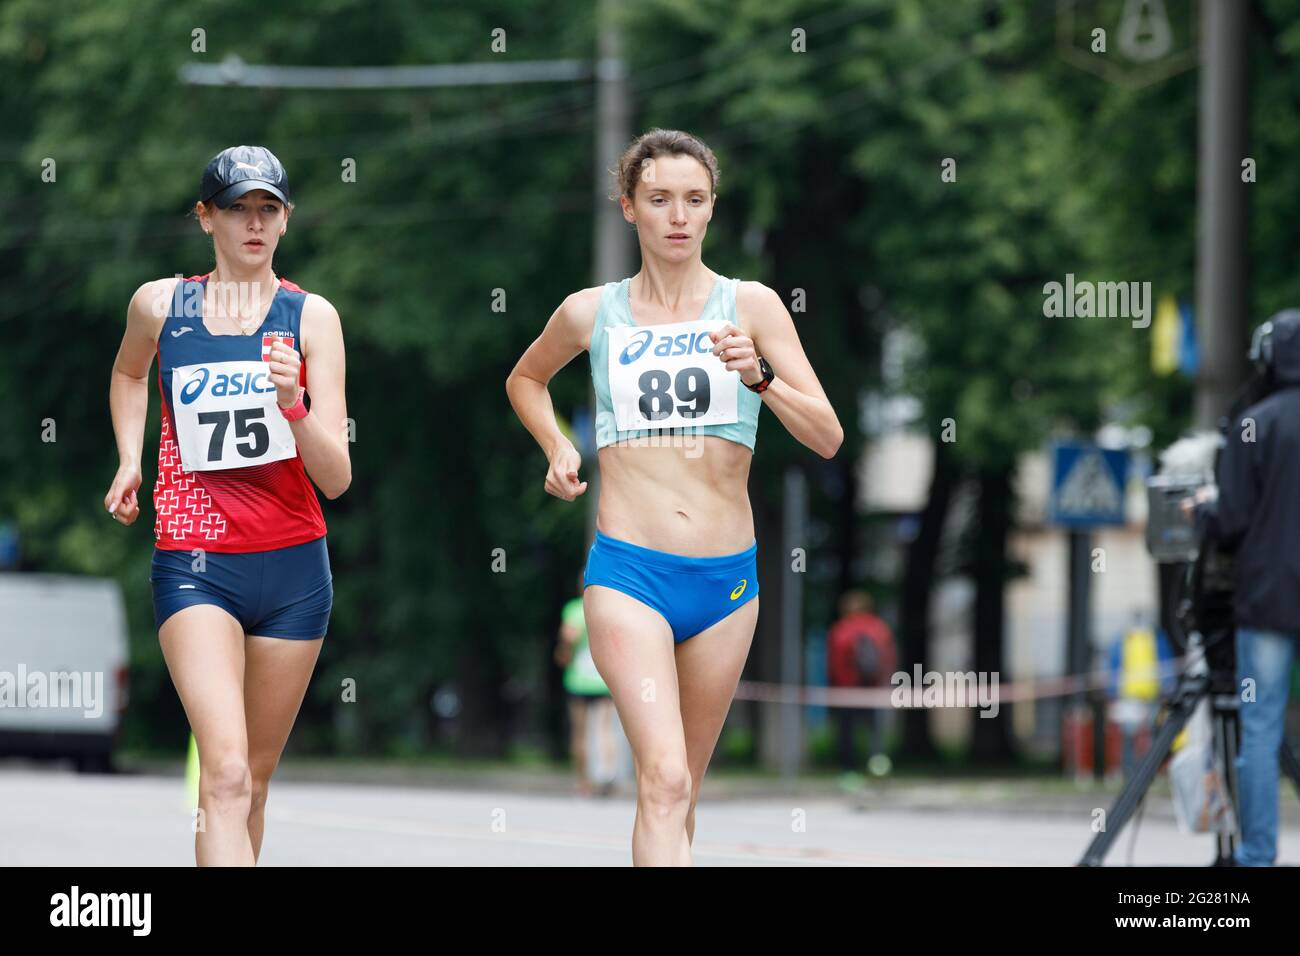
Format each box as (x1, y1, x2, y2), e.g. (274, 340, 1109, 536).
(200, 145, 290, 208)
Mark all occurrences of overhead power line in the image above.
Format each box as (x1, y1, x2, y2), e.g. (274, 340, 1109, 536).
(179, 55, 591, 89)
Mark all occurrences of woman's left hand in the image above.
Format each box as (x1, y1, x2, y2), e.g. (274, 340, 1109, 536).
(266, 337, 303, 408)
(709, 323, 762, 386)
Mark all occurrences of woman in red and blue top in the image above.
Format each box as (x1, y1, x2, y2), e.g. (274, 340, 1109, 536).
(104, 145, 351, 866)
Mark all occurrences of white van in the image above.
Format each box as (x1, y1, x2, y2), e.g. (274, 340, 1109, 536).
(0, 574, 129, 772)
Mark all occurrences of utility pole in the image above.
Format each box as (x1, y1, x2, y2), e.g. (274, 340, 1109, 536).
(1194, 0, 1249, 428)
(586, 0, 634, 549)
(584, 0, 635, 790)
(778, 467, 807, 779)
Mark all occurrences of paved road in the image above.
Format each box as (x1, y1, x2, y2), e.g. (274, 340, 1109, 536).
(4, 766, 1297, 865)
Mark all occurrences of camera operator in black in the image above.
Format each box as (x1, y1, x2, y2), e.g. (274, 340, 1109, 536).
(1190, 309, 1300, 866)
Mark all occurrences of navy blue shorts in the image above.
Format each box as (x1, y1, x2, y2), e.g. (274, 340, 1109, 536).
(150, 537, 333, 640)
(583, 529, 758, 643)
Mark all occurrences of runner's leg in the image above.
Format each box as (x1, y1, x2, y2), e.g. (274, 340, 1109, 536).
(244, 634, 324, 862)
(675, 597, 759, 845)
(158, 604, 253, 866)
(585, 584, 691, 865)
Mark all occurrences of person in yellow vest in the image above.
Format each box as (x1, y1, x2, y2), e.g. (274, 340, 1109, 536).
(1106, 610, 1175, 778)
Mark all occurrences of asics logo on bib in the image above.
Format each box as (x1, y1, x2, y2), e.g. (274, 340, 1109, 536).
(730, 579, 747, 600)
(618, 328, 715, 366)
(179, 366, 276, 405)
(618, 330, 654, 365)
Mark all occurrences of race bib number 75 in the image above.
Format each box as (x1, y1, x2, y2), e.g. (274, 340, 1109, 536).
(606, 319, 739, 432)
(171, 361, 297, 471)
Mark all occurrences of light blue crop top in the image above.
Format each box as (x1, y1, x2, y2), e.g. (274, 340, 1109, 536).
(589, 275, 760, 451)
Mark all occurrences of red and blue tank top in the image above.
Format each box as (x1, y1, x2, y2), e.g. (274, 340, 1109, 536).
(153, 273, 327, 552)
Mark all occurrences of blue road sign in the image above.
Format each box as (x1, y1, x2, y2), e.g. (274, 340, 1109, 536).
(1048, 443, 1128, 527)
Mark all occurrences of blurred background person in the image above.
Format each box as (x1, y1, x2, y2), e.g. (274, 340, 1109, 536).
(1104, 609, 1174, 781)
(827, 590, 896, 783)
(556, 572, 618, 797)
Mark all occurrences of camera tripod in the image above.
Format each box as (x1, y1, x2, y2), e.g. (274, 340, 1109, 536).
(1079, 554, 1300, 866)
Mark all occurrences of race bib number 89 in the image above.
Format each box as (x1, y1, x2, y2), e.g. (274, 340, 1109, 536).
(171, 361, 297, 471)
(607, 319, 739, 432)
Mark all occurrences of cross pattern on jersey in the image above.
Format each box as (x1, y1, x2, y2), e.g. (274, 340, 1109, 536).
(154, 412, 229, 542)
(170, 360, 297, 471)
(606, 318, 740, 432)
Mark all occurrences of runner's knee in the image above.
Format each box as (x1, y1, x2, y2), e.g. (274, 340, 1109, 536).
(637, 755, 692, 816)
(201, 754, 252, 808)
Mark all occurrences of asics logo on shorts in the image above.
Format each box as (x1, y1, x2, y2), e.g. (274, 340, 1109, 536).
(730, 579, 747, 600)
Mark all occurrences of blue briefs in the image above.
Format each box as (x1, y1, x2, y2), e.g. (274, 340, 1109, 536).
(150, 536, 333, 640)
(583, 529, 758, 643)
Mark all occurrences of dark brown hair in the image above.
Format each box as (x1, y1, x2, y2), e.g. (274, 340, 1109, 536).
(612, 129, 720, 201)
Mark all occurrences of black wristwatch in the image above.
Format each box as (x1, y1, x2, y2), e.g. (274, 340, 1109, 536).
(746, 356, 774, 394)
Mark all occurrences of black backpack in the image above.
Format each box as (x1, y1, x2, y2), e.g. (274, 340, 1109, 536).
(853, 628, 882, 685)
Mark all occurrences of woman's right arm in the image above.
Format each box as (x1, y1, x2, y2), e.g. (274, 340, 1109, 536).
(104, 278, 172, 524)
(504, 288, 600, 501)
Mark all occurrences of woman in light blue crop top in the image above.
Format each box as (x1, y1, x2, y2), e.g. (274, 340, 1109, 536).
(506, 129, 842, 865)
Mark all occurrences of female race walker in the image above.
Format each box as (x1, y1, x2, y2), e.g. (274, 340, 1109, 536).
(104, 145, 351, 866)
(506, 129, 842, 865)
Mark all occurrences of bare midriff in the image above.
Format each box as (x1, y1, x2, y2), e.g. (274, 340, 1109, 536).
(595, 435, 754, 557)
